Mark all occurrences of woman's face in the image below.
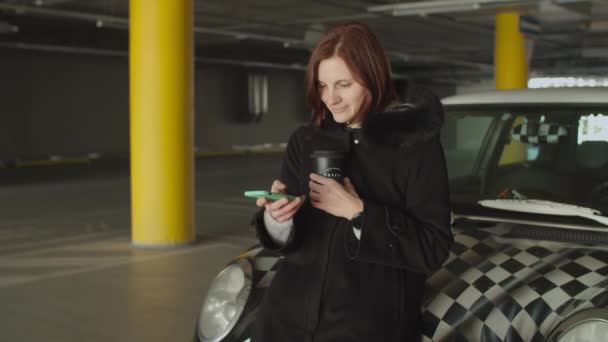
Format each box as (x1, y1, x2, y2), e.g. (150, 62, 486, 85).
(317, 56, 367, 127)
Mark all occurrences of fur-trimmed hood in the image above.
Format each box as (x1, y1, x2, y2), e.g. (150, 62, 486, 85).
(362, 86, 444, 148)
(320, 86, 444, 149)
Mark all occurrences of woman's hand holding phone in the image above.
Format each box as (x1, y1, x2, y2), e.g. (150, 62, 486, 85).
(258, 180, 305, 223)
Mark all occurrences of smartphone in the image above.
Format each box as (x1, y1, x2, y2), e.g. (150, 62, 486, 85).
(244, 190, 296, 202)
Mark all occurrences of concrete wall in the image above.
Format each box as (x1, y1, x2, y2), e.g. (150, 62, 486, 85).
(0, 51, 29, 159)
(0, 48, 308, 161)
(195, 67, 308, 152)
(26, 52, 131, 157)
(0, 48, 457, 162)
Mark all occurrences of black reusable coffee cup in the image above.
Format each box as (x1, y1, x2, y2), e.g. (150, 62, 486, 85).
(310, 150, 346, 183)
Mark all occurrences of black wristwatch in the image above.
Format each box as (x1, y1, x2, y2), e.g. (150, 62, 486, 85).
(351, 211, 363, 230)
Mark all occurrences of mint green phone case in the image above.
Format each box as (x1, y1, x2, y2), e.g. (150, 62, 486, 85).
(244, 190, 296, 201)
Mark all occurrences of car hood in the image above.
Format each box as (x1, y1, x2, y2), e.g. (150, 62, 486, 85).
(241, 223, 608, 341)
(422, 225, 608, 341)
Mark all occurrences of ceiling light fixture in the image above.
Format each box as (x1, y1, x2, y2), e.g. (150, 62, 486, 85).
(528, 76, 608, 88)
(394, 3, 480, 16)
(368, 0, 527, 17)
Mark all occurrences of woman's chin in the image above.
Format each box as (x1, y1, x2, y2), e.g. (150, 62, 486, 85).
(331, 113, 350, 124)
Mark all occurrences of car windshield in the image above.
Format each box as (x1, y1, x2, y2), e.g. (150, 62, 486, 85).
(442, 105, 608, 214)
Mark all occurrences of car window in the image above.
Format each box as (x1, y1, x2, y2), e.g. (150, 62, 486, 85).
(443, 105, 608, 213)
(441, 113, 495, 179)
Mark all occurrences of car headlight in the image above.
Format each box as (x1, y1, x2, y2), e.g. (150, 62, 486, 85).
(548, 308, 608, 342)
(197, 258, 252, 342)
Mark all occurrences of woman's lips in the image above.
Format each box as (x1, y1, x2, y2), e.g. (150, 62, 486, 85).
(331, 107, 348, 113)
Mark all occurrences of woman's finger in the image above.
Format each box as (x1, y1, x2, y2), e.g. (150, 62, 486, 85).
(309, 180, 325, 194)
(276, 206, 299, 222)
(267, 197, 290, 211)
(275, 200, 304, 222)
(256, 197, 269, 207)
(309, 190, 321, 201)
(343, 177, 358, 197)
(309, 173, 331, 185)
(270, 197, 300, 218)
(271, 180, 286, 193)
(275, 198, 300, 216)
(311, 199, 324, 210)
(344, 177, 353, 190)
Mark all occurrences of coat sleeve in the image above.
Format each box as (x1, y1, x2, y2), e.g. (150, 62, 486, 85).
(345, 139, 453, 274)
(252, 126, 307, 254)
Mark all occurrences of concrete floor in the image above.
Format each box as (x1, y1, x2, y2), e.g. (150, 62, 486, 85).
(0, 154, 283, 342)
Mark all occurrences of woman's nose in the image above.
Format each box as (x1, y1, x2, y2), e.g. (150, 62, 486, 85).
(325, 89, 340, 104)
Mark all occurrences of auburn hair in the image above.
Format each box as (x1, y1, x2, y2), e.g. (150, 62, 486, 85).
(304, 22, 398, 127)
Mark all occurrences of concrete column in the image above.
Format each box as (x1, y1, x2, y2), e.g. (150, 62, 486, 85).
(495, 11, 528, 166)
(129, 0, 195, 247)
(495, 11, 528, 89)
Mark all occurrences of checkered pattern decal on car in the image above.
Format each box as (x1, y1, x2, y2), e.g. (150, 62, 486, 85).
(245, 247, 284, 288)
(421, 228, 608, 342)
(245, 228, 608, 342)
(511, 123, 567, 144)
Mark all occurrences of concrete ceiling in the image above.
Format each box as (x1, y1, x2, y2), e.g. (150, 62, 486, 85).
(0, 0, 607, 86)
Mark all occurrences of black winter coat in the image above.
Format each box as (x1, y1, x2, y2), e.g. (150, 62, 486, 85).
(251, 90, 453, 342)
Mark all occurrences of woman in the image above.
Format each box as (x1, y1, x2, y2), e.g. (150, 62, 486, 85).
(250, 22, 453, 341)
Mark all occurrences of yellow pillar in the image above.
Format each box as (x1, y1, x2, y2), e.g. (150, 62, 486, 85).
(495, 11, 527, 165)
(495, 11, 528, 89)
(129, 0, 195, 247)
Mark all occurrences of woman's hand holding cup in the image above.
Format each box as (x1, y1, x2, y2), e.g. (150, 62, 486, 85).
(308, 174, 363, 220)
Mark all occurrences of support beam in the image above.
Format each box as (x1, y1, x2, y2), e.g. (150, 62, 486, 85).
(129, 0, 195, 247)
(495, 11, 528, 166)
(495, 11, 528, 89)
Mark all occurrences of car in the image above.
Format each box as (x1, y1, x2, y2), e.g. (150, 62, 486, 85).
(194, 87, 608, 342)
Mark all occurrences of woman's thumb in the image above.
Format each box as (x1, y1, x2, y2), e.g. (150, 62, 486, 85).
(344, 177, 354, 191)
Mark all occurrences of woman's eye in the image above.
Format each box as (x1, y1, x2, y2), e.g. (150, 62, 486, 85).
(338, 82, 351, 87)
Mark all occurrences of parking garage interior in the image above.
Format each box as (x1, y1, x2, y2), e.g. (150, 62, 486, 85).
(1, 0, 607, 341)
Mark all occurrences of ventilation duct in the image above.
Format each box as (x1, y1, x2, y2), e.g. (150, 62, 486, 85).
(247, 73, 268, 123)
